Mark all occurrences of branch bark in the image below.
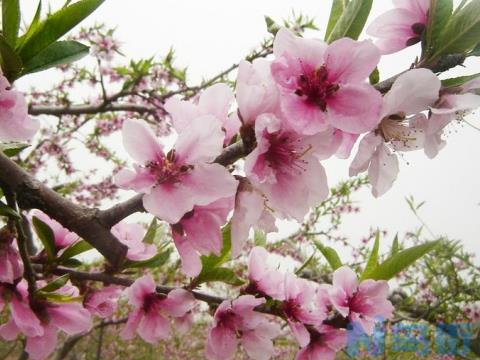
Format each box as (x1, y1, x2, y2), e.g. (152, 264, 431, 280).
(28, 102, 158, 116)
(0, 152, 128, 269)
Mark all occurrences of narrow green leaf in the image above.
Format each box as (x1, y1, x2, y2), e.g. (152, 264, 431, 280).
(194, 267, 244, 286)
(314, 241, 342, 270)
(123, 249, 171, 269)
(200, 224, 232, 271)
(59, 258, 82, 267)
(325, 0, 349, 40)
(32, 216, 56, 259)
(363, 240, 440, 280)
(143, 218, 158, 244)
(295, 251, 316, 275)
(16, 1, 42, 50)
(22, 40, 88, 74)
(469, 42, 480, 56)
(0, 201, 20, 219)
(369, 67, 379, 85)
(18, 0, 105, 62)
(37, 274, 70, 293)
(431, 0, 480, 59)
(0, 142, 29, 157)
(58, 239, 91, 261)
(0, 35, 22, 81)
(360, 231, 380, 280)
(254, 229, 266, 247)
(424, 0, 453, 58)
(327, 0, 373, 43)
(2, 0, 21, 46)
(38, 292, 82, 302)
(391, 234, 400, 256)
(441, 73, 480, 88)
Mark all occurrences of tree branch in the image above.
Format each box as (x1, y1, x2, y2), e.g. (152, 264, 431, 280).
(28, 102, 158, 116)
(0, 152, 128, 269)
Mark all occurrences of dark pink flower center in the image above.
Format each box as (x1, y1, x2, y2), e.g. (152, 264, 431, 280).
(143, 292, 164, 313)
(294, 66, 339, 111)
(146, 150, 192, 185)
(217, 309, 238, 331)
(283, 298, 302, 321)
(406, 22, 426, 46)
(264, 132, 310, 175)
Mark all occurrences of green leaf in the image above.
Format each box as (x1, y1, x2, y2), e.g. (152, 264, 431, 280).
(326, 0, 373, 43)
(430, 0, 480, 59)
(360, 231, 380, 280)
(0, 142, 30, 157)
(254, 229, 266, 247)
(325, 0, 349, 40)
(22, 40, 89, 74)
(391, 234, 400, 256)
(16, 1, 42, 50)
(123, 249, 171, 269)
(38, 292, 82, 303)
(0, 201, 20, 219)
(441, 73, 480, 88)
(58, 239, 91, 261)
(314, 241, 342, 270)
(469, 42, 480, 56)
(37, 274, 70, 293)
(369, 67, 379, 85)
(59, 258, 82, 267)
(264, 15, 280, 35)
(424, 0, 453, 58)
(17, 0, 105, 62)
(295, 250, 316, 275)
(200, 224, 232, 271)
(32, 216, 56, 260)
(0, 35, 22, 81)
(362, 240, 440, 280)
(193, 267, 244, 286)
(2, 0, 21, 46)
(143, 218, 158, 244)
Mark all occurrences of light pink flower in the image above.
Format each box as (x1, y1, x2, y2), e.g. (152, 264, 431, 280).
(349, 69, 441, 196)
(164, 83, 238, 144)
(271, 28, 381, 135)
(171, 196, 234, 277)
(0, 229, 23, 284)
(244, 246, 285, 300)
(206, 295, 279, 360)
(0, 281, 43, 339)
(0, 73, 39, 141)
(31, 210, 78, 250)
(282, 274, 326, 347)
(111, 222, 157, 261)
(121, 274, 195, 343)
(115, 119, 238, 224)
(367, 0, 429, 54)
(230, 179, 276, 256)
(329, 266, 393, 335)
(244, 113, 333, 221)
(84, 286, 122, 318)
(295, 325, 346, 360)
(236, 59, 280, 125)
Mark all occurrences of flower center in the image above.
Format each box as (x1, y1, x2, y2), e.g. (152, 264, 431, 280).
(146, 150, 193, 185)
(294, 65, 339, 111)
(376, 113, 415, 144)
(143, 292, 164, 313)
(265, 133, 310, 175)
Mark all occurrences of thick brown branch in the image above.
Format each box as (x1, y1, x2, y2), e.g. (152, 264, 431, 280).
(98, 140, 248, 227)
(0, 152, 128, 269)
(28, 102, 157, 116)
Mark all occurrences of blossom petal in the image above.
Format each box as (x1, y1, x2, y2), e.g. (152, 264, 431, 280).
(349, 133, 382, 176)
(122, 119, 164, 164)
(368, 143, 399, 197)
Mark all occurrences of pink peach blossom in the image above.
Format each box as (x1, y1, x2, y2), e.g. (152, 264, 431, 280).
(329, 266, 393, 335)
(83, 286, 122, 318)
(206, 295, 279, 360)
(0, 73, 39, 142)
(350, 69, 441, 196)
(244, 113, 333, 221)
(295, 325, 346, 360)
(31, 210, 79, 250)
(111, 222, 157, 261)
(171, 196, 234, 277)
(230, 178, 276, 256)
(271, 28, 381, 135)
(0, 229, 23, 284)
(367, 0, 429, 54)
(121, 274, 195, 343)
(115, 119, 238, 224)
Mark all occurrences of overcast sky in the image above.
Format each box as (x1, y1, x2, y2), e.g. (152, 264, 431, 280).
(17, 0, 480, 256)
